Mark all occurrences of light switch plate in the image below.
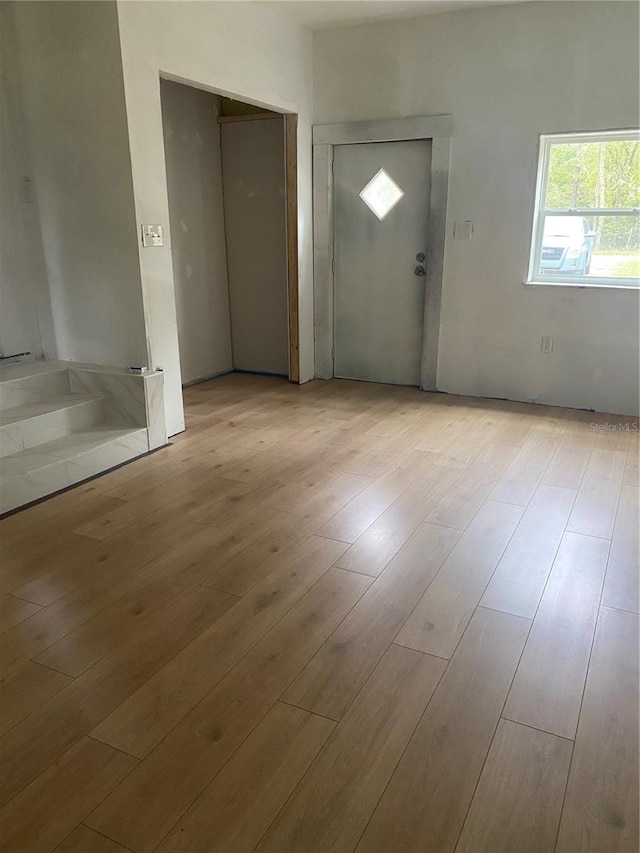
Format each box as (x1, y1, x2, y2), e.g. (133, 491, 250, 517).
(453, 220, 474, 240)
(141, 224, 164, 247)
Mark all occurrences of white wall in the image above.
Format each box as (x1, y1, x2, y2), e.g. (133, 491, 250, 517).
(160, 80, 233, 385)
(116, 0, 314, 435)
(221, 117, 289, 375)
(314, 1, 640, 415)
(12, 1, 147, 369)
(0, 3, 54, 360)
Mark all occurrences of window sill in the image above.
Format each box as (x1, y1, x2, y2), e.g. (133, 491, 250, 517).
(525, 278, 640, 291)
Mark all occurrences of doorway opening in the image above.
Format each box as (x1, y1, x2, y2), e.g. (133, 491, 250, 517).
(159, 79, 299, 412)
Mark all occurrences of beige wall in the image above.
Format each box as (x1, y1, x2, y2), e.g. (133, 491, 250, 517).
(160, 80, 233, 385)
(314, 1, 640, 415)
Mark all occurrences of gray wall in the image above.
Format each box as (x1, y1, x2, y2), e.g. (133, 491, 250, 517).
(11, 0, 147, 367)
(221, 117, 289, 375)
(115, 0, 314, 435)
(0, 3, 54, 359)
(314, 1, 640, 415)
(160, 80, 233, 385)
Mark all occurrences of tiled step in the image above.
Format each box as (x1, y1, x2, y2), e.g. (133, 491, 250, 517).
(0, 368, 70, 409)
(0, 426, 149, 514)
(0, 393, 104, 456)
(0, 359, 166, 514)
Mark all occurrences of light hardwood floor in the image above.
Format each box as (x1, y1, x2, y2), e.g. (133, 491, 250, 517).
(0, 374, 638, 853)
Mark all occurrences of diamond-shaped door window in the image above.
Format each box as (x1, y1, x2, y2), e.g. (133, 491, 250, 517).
(359, 168, 404, 220)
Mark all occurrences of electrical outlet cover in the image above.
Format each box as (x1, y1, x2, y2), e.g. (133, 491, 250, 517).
(541, 336, 554, 353)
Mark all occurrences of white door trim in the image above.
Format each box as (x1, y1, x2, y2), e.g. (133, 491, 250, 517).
(313, 115, 452, 390)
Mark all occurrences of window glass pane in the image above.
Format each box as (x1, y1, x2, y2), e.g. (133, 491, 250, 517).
(587, 215, 640, 279)
(536, 214, 640, 281)
(545, 139, 640, 210)
(359, 169, 404, 220)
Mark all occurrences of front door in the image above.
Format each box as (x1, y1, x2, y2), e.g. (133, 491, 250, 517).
(333, 139, 432, 386)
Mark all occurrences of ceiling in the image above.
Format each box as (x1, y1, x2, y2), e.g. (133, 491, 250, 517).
(267, 0, 529, 30)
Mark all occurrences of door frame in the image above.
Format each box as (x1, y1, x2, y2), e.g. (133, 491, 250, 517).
(313, 115, 453, 390)
(216, 109, 299, 382)
(159, 73, 300, 388)
(284, 114, 300, 383)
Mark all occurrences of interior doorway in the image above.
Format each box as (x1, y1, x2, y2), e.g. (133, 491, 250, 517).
(159, 79, 299, 394)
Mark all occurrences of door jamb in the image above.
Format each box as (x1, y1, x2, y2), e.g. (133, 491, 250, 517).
(284, 114, 300, 383)
(313, 115, 453, 390)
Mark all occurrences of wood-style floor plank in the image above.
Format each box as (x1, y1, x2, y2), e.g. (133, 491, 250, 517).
(53, 825, 130, 853)
(601, 484, 639, 613)
(90, 535, 347, 759)
(490, 427, 564, 506)
(334, 462, 461, 576)
(425, 443, 519, 529)
(503, 531, 609, 739)
(593, 420, 633, 452)
(31, 524, 243, 677)
(0, 486, 126, 557)
(0, 736, 137, 853)
(355, 607, 531, 853)
(454, 719, 573, 853)
(0, 585, 235, 809)
(480, 484, 576, 618)
(0, 592, 41, 630)
(256, 644, 446, 853)
(395, 500, 524, 658)
(86, 568, 370, 853)
(0, 520, 217, 675)
(567, 448, 627, 539)
(283, 522, 460, 720)
(542, 415, 596, 490)
(556, 606, 639, 853)
(623, 433, 639, 485)
(201, 472, 370, 596)
(156, 702, 334, 853)
(0, 375, 636, 853)
(0, 531, 106, 599)
(6, 527, 166, 608)
(71, 490, 219, 541)
(0, 660, 73, 736)
(315, 452, 430, 543)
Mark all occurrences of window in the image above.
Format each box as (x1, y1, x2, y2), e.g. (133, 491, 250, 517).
(359, 169, 404, 220)
(528, 130, 640, 288)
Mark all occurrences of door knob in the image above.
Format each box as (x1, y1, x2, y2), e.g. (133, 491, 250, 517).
(416, 252, 425, 263)
(414, 265, 426, 277)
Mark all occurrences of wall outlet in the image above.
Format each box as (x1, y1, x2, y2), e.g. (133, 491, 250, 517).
(541, 336, 554, 353)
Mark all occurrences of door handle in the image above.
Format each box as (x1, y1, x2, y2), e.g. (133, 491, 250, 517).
(414, 266, 426, 277)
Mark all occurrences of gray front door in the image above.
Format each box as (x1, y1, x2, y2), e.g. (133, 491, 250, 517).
(333, 139, 432, 386)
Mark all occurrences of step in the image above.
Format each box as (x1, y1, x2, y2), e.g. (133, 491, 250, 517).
(0, 368, 70, 409)
(0, 426, 149, 515)
(0, 393, 105, 457)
